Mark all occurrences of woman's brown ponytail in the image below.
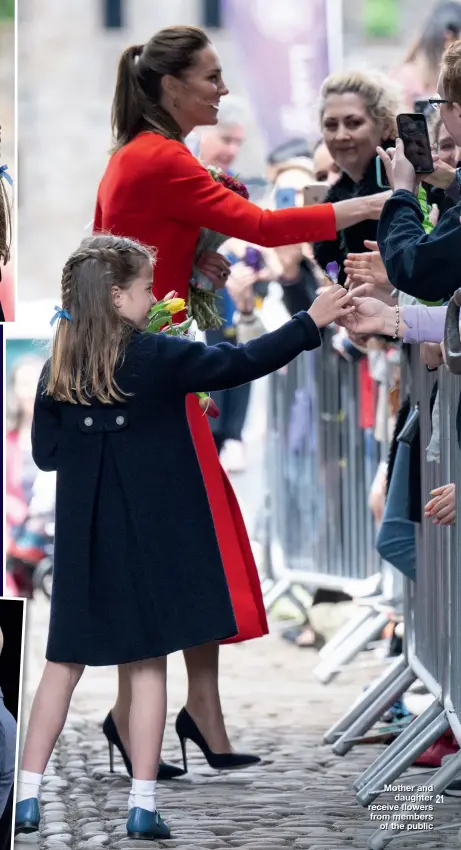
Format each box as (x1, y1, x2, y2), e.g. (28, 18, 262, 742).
(111, 26, 210, 150)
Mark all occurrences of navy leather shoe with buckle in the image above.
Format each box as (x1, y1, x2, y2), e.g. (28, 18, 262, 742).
(126, 807, 171, 840)
(15, 798, 40, 835)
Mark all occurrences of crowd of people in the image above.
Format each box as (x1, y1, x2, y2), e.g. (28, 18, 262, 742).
(7, 0, 461, 841)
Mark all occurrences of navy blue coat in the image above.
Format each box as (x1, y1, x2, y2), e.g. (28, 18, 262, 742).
(378, 188, 461, 302)
(32, 314, 321, 665)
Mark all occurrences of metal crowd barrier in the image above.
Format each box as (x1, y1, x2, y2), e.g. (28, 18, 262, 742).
(263, 333, 403, 683)
(320, 343, 461, 849)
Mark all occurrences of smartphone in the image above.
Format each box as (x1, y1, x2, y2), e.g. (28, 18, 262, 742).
(376, 156, 391, 189)
(397, 113, 434, 174)
(274, 187, 296, 209)
(303, 183, 328, 206)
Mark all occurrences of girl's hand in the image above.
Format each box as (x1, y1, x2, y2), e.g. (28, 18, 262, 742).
(425, 483, 456, 526)
(308, 284, 355, 329)
(340, 296, 398, 337)
(196, 251, 231, 288)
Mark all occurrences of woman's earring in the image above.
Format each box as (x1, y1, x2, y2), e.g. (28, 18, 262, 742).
(173, 98, 179, 109)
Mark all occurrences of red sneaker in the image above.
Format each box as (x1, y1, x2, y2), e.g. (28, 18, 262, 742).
(414, 731, 459, 767)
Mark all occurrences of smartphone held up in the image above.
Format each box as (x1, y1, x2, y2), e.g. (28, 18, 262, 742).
(274, 183, 328, 210)
(396, 112, 434, 174)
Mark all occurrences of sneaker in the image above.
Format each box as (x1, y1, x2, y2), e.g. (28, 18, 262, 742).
(403, 691, 434, 717)
(414, 730, 459, 767)
(220, 439, 246, 474)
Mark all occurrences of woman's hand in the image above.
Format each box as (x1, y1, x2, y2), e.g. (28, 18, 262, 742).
(196, 251, 231, 288)
(368, 190, 393, 219)
(340, 296, 397, 337)
(377, 139, 420, 194)
(425, 483, 456, 526)
(344, 241, 396, 304)
(308, 284, 355, 329)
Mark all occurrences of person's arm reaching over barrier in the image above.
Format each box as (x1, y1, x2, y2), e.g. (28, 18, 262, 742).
(376, 142, 460, 302)
(153, 141, 390, 247)
(342, 297, 448, 344)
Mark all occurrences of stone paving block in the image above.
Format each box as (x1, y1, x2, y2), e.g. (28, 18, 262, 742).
(18, 599, 460, 850)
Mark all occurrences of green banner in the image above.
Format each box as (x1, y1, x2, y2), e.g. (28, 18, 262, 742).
(0, 0, 14, 20)
(364, 0, 399, 38)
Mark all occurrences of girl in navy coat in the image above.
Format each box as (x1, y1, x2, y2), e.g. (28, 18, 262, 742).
(15, 234, 354, 841)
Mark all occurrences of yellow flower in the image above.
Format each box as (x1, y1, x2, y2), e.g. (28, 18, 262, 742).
(163, 298, 186, 315)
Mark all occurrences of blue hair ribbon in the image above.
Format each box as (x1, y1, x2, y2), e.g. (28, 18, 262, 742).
(0, 165, 13, 186)
(50, 306, 72, 326)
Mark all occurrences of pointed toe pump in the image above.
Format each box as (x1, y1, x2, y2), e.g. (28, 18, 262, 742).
(175, 707, 262, 772)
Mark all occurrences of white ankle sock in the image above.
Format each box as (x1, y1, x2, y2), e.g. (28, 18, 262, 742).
(17, 770, 43, 803)
(128, 778, 156, 813)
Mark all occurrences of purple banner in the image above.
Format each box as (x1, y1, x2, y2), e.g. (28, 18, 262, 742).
(223, 0, 331, 151)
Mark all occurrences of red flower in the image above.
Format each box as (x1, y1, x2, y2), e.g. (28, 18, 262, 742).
(198, 396, 220, 419)
(216, 172, 250, 200)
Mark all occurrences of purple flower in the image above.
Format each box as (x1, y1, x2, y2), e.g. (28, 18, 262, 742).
(326, 262, 339, 283)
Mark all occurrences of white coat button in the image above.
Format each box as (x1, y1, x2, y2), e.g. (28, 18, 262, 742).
(116, 416, 125, 425)
(84, 417, 93, 427)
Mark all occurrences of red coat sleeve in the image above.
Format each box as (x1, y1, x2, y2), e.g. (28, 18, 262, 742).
(151, 142, 337, 247)
(93, 199, 103, 233)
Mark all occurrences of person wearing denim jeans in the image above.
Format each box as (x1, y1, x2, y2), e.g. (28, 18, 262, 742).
(376, 435, 416, 581)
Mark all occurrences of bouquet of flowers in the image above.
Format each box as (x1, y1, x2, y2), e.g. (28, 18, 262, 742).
(146, 291, 219, 418)
(189, 166, 249, 331)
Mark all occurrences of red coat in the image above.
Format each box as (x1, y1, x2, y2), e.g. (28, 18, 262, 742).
(95, 131, 337, 643)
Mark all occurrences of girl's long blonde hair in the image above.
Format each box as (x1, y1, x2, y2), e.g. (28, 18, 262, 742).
(46, 234, 155, 405)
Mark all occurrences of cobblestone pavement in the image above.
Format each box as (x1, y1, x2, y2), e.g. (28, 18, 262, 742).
(16, 594, 461, 850)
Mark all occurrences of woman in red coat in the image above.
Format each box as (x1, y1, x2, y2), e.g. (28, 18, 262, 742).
(94, 25, 388, 777)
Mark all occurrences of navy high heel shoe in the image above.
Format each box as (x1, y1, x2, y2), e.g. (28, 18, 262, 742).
(175, 707, 261, 772)
(102, 712, 184, 780)
(15, 798, 40, 836)
(126, 807, 170, 840)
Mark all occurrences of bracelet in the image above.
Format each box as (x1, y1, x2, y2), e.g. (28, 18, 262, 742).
(393, 304, 400, 340)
